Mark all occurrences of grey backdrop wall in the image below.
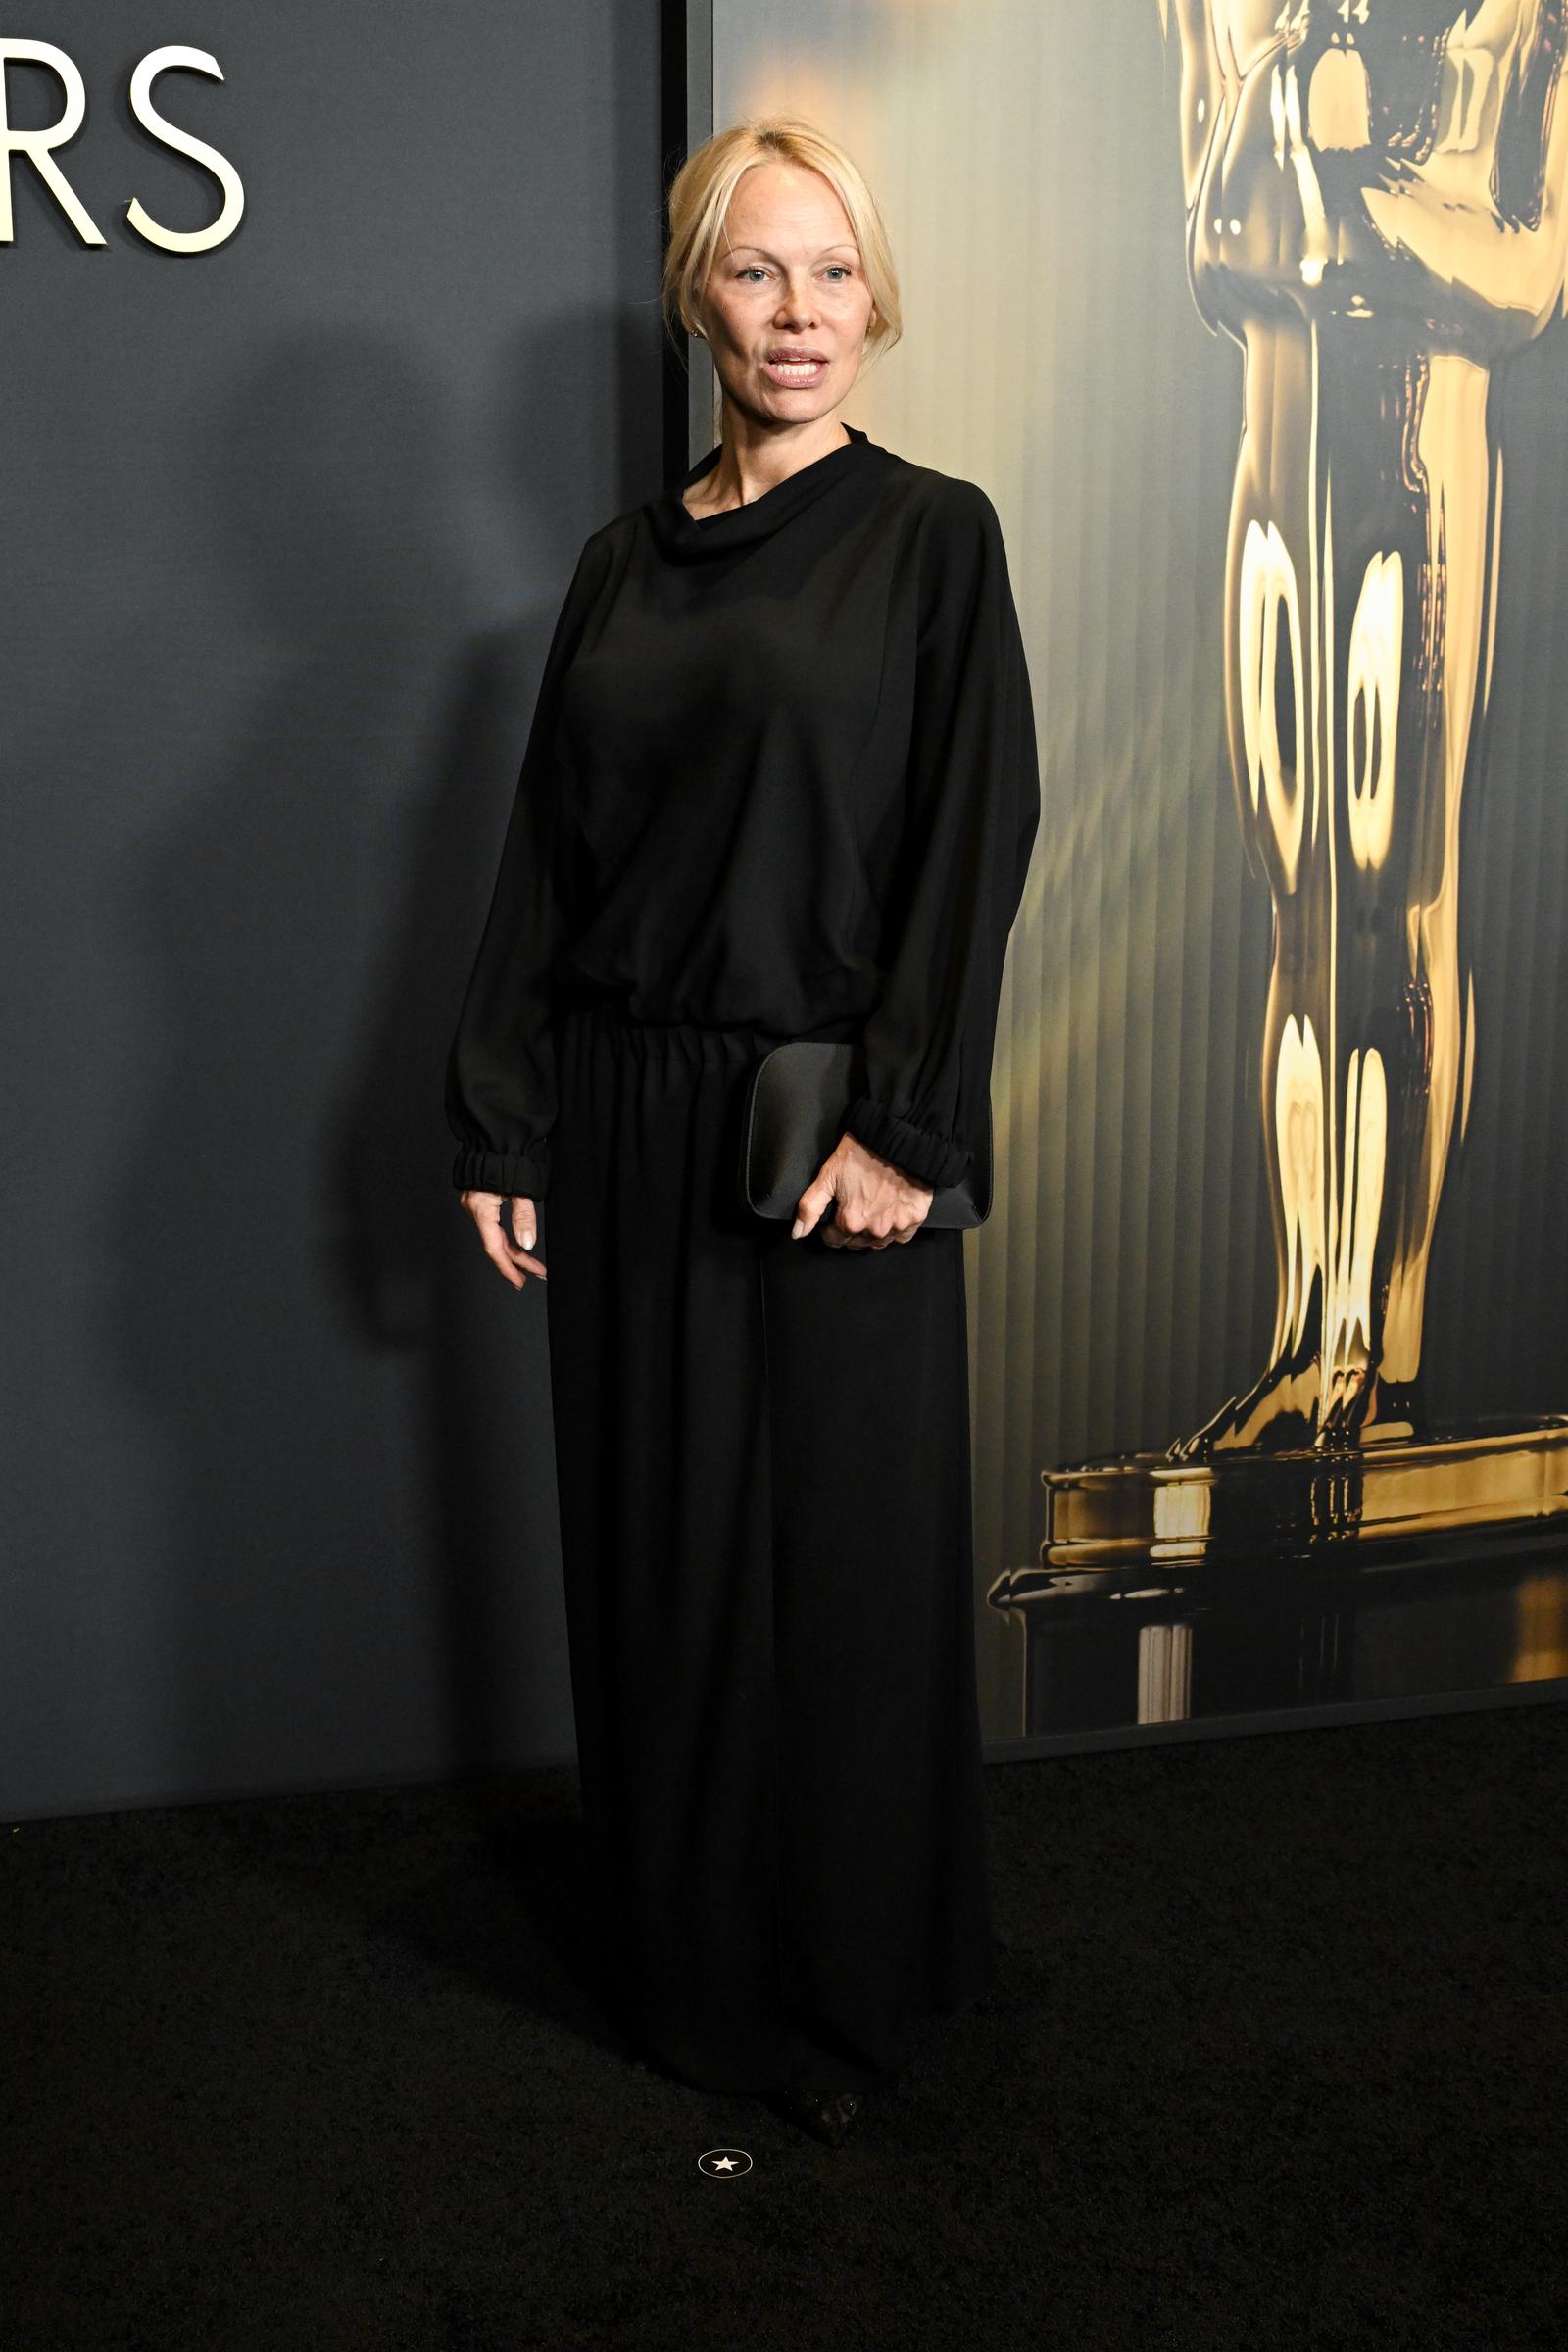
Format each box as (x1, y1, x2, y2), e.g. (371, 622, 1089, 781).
(2, 2, 664, 1820)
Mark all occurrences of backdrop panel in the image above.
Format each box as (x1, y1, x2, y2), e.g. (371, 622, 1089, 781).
(705, 0, 1568, 1749)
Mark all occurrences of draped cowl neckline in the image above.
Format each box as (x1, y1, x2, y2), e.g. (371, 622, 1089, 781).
(646, 421, 884, 564)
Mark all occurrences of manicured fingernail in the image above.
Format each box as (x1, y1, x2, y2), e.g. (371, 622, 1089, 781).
(790, 1217, 806, 1240)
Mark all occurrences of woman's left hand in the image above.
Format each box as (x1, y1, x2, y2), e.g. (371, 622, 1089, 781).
(792, 1132, 933, 1249)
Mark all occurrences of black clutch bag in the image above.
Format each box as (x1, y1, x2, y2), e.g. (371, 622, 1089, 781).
(738, 1040, 992, 1228)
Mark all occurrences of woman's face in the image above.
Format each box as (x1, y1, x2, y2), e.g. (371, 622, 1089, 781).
(694, 161, 876, 427)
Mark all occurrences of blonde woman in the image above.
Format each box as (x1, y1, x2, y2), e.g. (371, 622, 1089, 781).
(446, 117, 1039, 2148)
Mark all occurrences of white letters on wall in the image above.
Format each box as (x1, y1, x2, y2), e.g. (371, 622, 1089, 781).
(0, 38, 244, 251)
(126, 48, 244, 253)
(0, 39, 101, 244)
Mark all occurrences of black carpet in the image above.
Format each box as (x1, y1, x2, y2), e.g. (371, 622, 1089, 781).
(6, 1699, 1566, 2351)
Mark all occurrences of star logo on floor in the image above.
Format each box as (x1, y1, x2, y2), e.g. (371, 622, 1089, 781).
(697, 2147, 753, 2176)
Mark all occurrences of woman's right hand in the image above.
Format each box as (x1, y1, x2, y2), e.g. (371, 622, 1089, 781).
(460, 1191, 546, 1291)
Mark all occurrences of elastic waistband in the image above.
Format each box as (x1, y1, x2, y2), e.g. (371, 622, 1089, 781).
(556, 986, 862, 1049)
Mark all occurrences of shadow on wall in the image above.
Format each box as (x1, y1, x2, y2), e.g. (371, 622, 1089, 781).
(99, 324, 617, 1805)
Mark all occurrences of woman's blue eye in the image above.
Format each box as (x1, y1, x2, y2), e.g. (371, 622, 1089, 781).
(736, 265, 856, 282)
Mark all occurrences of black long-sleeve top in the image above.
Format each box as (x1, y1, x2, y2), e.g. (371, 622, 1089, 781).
(446, 422, 1040, 1201)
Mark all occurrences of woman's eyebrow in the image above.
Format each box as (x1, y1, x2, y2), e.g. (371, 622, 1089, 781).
(726, 241, 860, 261)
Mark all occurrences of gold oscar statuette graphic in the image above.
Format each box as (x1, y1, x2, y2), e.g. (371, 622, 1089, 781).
(1042, 0, 1568, 1566)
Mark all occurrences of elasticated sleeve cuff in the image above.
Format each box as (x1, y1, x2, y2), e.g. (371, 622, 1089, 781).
(451, 1141, 550, 1200)
(841, 1093, 972, 1192)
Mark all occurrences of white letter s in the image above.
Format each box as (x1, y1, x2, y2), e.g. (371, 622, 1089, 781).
(126, 47, 244, 254)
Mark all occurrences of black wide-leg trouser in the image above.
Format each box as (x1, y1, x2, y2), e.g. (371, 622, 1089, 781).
(542, 994, 996, 2098)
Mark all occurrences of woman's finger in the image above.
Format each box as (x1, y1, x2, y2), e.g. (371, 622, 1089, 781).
(503, 1200, 539, 1254)
(791, 1166, 838, 1240)
(461, 1191, 547, 1288)
(496, 1219, 541, 1266)
(470, 1204, 526, 1288)
(494, 1200, 547, 1282)
(481, 1230, 527, 1289)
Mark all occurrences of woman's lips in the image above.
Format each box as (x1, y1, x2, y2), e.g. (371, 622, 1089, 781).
(762, 356, 828, 385)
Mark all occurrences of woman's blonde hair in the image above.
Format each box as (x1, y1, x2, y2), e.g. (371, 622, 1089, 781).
(662, 116, 903, 374)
